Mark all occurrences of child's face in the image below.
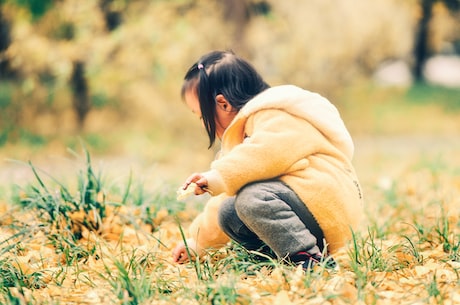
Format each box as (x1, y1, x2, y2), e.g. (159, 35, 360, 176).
(184, 89, 202, 120)
(184, 89, 237, 139)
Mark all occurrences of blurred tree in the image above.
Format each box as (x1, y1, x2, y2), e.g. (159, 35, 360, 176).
(222, 0, 250, 53)
(1, 0, 118, 130)
(9, 0, 54, 20)
(99, 0, 123, 31)
(175, 0, 271, 55)
(71, 61, 90, 129)
(0, 7, 12, 79)
(220, 0, 271, 54)
(1, 0, 62, 79)
(414, 0, 460, 81)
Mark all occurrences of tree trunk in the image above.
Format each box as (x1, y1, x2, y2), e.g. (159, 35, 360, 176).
(222, 0, 250, 54)
(99, 0, 122, 31)
(413, 0, 433, 82)
(71, 61, 90, 129)
(0, 8, 12, 79)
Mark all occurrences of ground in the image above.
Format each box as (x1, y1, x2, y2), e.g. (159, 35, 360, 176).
(0, 134, 459, 304)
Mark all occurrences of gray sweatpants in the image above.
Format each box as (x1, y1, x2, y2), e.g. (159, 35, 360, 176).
(218, 180, 324, 259)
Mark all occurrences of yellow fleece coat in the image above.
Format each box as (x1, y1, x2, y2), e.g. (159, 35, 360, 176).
(188, 85, 364, 254)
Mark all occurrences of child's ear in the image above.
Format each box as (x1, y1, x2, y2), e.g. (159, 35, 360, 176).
(215, 94, 233, 112)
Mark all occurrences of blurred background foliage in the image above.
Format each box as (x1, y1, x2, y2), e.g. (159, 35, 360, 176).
(0, 0, 459, 167)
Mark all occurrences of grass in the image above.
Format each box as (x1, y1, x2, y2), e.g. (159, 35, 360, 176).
(405, 83, 460, 111)
(17, 149, 107, 239)
(100, 248, 159, 304)
(338, 82, 460, 137)
(0, 149, 458, 305)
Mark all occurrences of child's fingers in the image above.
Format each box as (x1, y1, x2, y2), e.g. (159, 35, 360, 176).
(177, 253, 189, 264)
(172, 243, 187, 263)
(177, 176, 211, 200)
(174, 251, 189, 264)
(183, 173, 203, 189)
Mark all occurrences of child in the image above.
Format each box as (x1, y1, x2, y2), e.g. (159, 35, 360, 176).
(172, 50, 363, 269)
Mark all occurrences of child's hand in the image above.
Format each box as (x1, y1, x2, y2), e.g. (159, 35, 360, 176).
(181, 173, 210, 195)
(172, 238, 201, 263)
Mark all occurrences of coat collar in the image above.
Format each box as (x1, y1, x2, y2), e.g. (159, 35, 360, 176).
(222, 85, 354, 159)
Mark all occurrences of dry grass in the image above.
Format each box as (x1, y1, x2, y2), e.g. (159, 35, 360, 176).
(0, 130, 459, 305)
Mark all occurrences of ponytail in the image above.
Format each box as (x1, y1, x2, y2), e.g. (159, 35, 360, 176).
(182, 51, 269, 148)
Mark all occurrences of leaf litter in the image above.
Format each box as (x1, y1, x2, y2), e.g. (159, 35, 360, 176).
(0, 152, 459, 304)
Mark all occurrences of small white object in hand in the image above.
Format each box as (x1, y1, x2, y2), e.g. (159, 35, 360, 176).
(176, 183, 197, 200)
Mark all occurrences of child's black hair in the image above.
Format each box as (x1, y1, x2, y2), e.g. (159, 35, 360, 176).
(182, 50, 270, 148)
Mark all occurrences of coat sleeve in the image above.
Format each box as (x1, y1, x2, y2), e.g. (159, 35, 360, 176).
(209, 109, 328, 195)
(187, 193, 230, 250)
